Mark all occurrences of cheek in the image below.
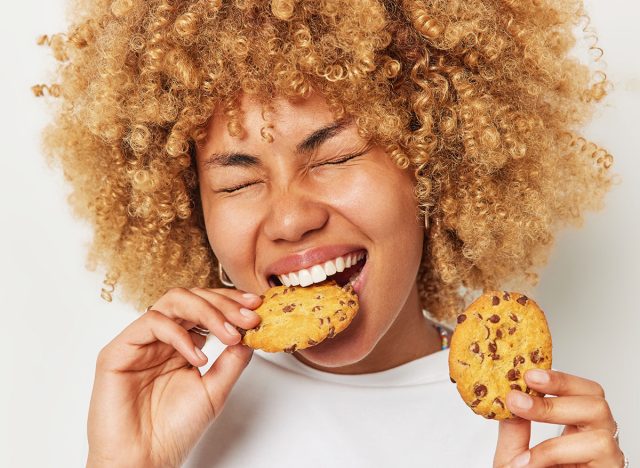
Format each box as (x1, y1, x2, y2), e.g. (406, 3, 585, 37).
(319, 165, 420, 244)
(201, 198, 257, 272)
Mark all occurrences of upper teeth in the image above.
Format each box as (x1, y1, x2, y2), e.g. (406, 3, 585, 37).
(277, 252, 366, 287)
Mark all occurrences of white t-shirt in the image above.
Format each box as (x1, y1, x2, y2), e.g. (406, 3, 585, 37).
(184, 342, 561, 468)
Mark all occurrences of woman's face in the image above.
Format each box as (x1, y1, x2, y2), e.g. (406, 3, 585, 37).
(195, 92, 424, 369)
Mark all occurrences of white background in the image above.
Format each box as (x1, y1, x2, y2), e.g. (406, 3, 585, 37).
(1, 1, 638, 466)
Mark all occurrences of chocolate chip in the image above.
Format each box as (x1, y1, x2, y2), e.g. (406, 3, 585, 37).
(513, 355, 525, 367)
(489, 314, 500, 323)
(470, 399, 481, 407)
(236, 327, 247, 337)
(490, 353, 500, 360)
(327, 326, 335, 338)
(307, 339, 318, 346)
(509, 313, 519, 322)
(347, 300, 356, 307)
(259, 294, 265, 299)
(271, 292, 279, 298)
(477, 313, 484, 320)
(457, 314, 467, 323)
(488, 342, 497, 353)
(470, 342, 480, 353)
(496, 329, 503, 339)
(525, 387, 532, 394)
(319, 318, 324, 325)
(487, 412, 496, 419)
(311, 305, 322, 312)
(474, 384, 488, 397)
(284, 344, 297, 353)
(507, 368, 521, 381)
(530, 349, 542, 364)
(493, 397, 504, 409)
(492, 296, 500, 306)
(508, 327, 516, 335)
(516, 295, 528, 306)
(484, 326, 491, 339)
(450, 376, 456, 383)
(339, 300, 345, 305)
(282, 304, 295, 313)
(315, 295, 321, 300)
(503, 292, 511, 301)
(510, 384, 522, 391)
(457, 360, 470, 367)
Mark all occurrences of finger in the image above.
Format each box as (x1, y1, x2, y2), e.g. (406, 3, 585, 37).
(105, 310, 207, 370)
(203, 287, 264, 310)
(189, 287, 262, 330)
(506, 390, 615, 431)
(523, 369, 605, 397)
(149, 288, 243, 345)
(511, 429, 624, 468)
(493, 417, 531, 467)
(201, 344, 253, 417)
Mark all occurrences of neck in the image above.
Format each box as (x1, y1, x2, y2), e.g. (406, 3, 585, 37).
(294, 284, 444, 374)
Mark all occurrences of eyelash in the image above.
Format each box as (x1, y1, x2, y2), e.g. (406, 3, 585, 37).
(219, 150, 367, 193)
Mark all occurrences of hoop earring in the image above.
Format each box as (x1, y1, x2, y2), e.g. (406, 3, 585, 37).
(218, 262, 235, 288)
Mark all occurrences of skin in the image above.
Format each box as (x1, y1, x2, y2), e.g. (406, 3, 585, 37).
(86, 93, 625, 467)
(195, 91, 440, 373)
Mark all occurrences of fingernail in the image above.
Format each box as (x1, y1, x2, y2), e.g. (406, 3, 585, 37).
(511, 450, 530, 468)
(527, 369, 550, 384)
(242, 293, 260, 301)
(511, 391, 533, 410)
(240, 307, 259, 319)
(194, 346, 207, 363)
(224, 321, 240, 337)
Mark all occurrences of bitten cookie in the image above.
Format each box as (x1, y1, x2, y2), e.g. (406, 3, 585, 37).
(448, 291, 552, 420)
(241, 281, 359, 353)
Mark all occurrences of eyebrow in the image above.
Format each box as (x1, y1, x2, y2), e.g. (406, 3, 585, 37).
(202, 119, 351, 170)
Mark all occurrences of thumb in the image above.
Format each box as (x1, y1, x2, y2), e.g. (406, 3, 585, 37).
(201, 344, 253, 418)
(493, 417, 531, 468)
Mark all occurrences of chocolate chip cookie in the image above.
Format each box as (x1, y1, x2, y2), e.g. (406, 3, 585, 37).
(241, 281, 359, 353)
(448, 291, 552, 420)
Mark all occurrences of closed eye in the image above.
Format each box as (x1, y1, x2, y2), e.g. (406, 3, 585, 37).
(217, 180, 261, 193)
(312, 147, 370, 168)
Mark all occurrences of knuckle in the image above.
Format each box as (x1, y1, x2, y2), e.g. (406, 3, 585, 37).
(593, 382, 606, 398)
(145, 309, 164, 322)
(96, 345, 114, 369)
(540, 396, 555, 420)
(166, 286, 189, 300)
(592, 429, 616, 455)
(593, 397, 612, 419)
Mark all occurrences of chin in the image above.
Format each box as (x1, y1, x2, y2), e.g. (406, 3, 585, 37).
(295, 313, 376, 368)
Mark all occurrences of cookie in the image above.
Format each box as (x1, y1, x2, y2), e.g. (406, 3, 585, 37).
(240, 281, 359, 353)
(448, 291, 552, 420)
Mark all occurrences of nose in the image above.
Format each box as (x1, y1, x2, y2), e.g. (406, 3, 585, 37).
(262, 187, 329, 243)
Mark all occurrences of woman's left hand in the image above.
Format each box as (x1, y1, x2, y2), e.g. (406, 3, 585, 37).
(493, 369, 626, 467)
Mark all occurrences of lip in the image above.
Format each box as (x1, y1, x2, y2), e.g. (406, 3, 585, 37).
(264, 244, 366, 278)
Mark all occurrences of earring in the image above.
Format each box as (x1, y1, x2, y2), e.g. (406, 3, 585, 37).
(218, 262, 235, 287)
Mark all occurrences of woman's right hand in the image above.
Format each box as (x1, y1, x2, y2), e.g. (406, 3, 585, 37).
(86, 287, 262, 467)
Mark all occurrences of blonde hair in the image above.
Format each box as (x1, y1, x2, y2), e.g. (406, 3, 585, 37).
(35, 0, 614, 322)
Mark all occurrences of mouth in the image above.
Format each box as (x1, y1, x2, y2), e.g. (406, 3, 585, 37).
(268, 250, 367, 289)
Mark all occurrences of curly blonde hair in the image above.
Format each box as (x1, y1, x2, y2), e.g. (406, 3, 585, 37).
(35, 0, 614, 322)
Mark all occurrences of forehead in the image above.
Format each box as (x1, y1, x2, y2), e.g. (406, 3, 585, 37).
(204, 92, 339, 148)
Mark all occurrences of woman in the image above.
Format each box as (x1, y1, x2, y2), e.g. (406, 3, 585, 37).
(36, 0, 625, 466)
